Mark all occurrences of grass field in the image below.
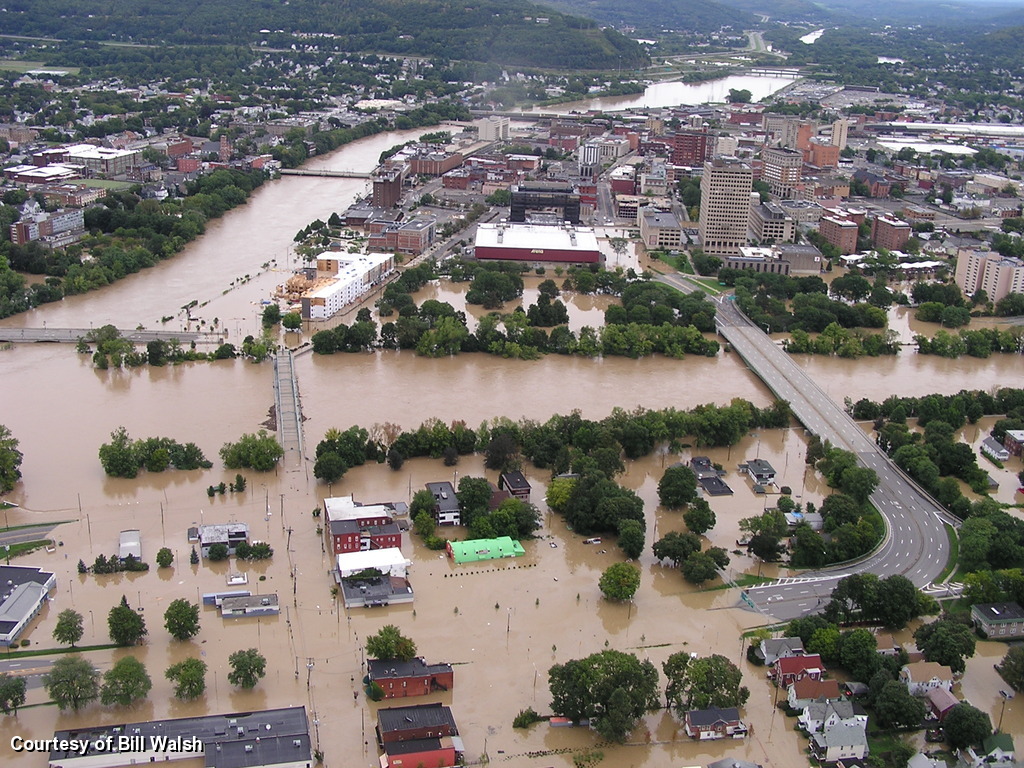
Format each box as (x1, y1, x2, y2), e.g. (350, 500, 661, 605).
(0, 60, 80, 75)
(76, 179, 135, 191)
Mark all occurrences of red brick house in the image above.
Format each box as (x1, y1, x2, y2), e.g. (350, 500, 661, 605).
(325, 496, 403, 555)
(383, 738, 457, 768)
(773, 654, 824, 688)
(377, 703, 458, 744)
(368, 658, 454, 699)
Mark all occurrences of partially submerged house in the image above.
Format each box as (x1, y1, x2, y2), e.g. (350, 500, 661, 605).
(684, 707, 747, 740)
(0, 565, 56, 647)
(367, 658, 454, 699)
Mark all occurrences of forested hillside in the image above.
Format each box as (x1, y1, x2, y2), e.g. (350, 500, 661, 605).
(535, 0, 752, 33)
(0, 0, 648, 70)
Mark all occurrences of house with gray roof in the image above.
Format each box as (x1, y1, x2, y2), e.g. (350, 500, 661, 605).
(754, 637, 804, 666)
(810, 721, 868, 763)
(48, 707, 311, 768)
(798, 698, 867, 734)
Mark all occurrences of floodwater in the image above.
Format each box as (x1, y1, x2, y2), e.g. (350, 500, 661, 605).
(3, 128, 1024, 767)
(532, 74, 800, 114)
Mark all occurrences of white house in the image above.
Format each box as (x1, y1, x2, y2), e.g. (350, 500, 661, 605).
(0, 565, 57, 646)
(798, 699, 867, 735)
(900, 661, 954, 696)
(810, 721, 869, 763)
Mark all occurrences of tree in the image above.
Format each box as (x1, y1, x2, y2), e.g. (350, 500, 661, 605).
(873, 680, 926, 729)
(98, 426, 139, 478)
(653, 531, 702, 567)
(43, 656, 100, 711)
(164, 599, 201, 641)
(313, 451, 347, 484)
(100, 656, 152, 706)
(456, 476, 493, 528)
(663, 653, 749, 713)
(366, 625, 417, 661)
(156, 547, 173, 568)
(484, 433, 520, 472)
(943, 702, 992, 750)
(166, 657, 207, 700)
(683, 499, 716, 534)
(207, 542, 229, 561)
(997, 645, 1024, 692)
(261, 303, 281, 326)
(617, 519, 645, 560)
(108, 596, 147, 646)
(0, 424, 23, 493)
(914, 618, 976, 673)
(0, 673, 26, 714)
(839, 466, 879, 505)
(53, 609, 84, 648)
(282, 311, 302, 330)
(657, 465, 698, 508)
(548, 650, 659, 742)
(681, 551, 723, 585)
(220, 430, 283, 471)
(227, 648, 267, 689)
(189, 546, 199, 565)
(599, 562, 641, 601)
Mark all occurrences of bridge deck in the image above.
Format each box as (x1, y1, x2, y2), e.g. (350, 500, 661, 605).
(273, 350, 304, 469)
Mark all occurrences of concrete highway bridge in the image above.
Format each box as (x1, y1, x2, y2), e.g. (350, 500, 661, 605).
(0, 327, 222, 344)
(711, 296, 954, 620)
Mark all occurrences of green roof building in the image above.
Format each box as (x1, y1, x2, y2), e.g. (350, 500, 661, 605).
(446, 537, 525, 564)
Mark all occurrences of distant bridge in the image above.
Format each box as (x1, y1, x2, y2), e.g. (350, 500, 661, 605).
(0, 327, 222, 344)
(279, 168, 371, 179)
(748, 67, 802, 77)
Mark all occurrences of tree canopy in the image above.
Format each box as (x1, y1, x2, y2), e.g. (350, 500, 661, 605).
(108, 596, 148, 646)
(599, 562, 641, 601)
(0, 424, 23, 493)
(164, 599, 201, 641)
(100, 656, 152, 706)
(548, 650, 659, 742)
(366, 625, 417, 661)
(53, 609, 84, 648)
(43, 656, 100, 711)
(166, 657, 207, 700)
(663, 653, 749, 713)
(227, 648, 267, 689)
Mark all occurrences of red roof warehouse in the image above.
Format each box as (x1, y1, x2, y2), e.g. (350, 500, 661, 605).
(474, 222, 601, 264)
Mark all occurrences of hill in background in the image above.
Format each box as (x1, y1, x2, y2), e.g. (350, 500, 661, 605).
(0, 0, 648, 70)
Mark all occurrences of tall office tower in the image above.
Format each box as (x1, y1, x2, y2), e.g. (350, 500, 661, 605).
(762, 147, 804, 199)
(699, 156, 753, 258)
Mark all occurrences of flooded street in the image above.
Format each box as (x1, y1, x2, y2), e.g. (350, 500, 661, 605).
(2, 128, 1024, 767)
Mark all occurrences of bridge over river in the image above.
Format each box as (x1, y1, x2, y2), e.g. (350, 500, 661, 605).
(710, 295, 954, 620)
(0, 327, 222, 344)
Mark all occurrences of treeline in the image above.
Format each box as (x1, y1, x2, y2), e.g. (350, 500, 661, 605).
(314, 263, 719, 361)
(98, 427, 212, 478)
(850, 388, 1024, 519)
(783, 323, 900, 358)
(915, 327, 1024, 358)
(318, 399, 791, 482)
(0, 169, 265, 318)
(719, 269, 887, 333)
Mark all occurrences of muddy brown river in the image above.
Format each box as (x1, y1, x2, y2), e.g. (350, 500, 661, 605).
(1, 128, 1022, 766)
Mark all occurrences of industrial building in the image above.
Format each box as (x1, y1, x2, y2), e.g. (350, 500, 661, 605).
(0, 565, 56, 647)
(509, 182, 580, 225)
(474, 222, 600, 264)
(300, 253, 395, 320)
(48, 707, 312, 768)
